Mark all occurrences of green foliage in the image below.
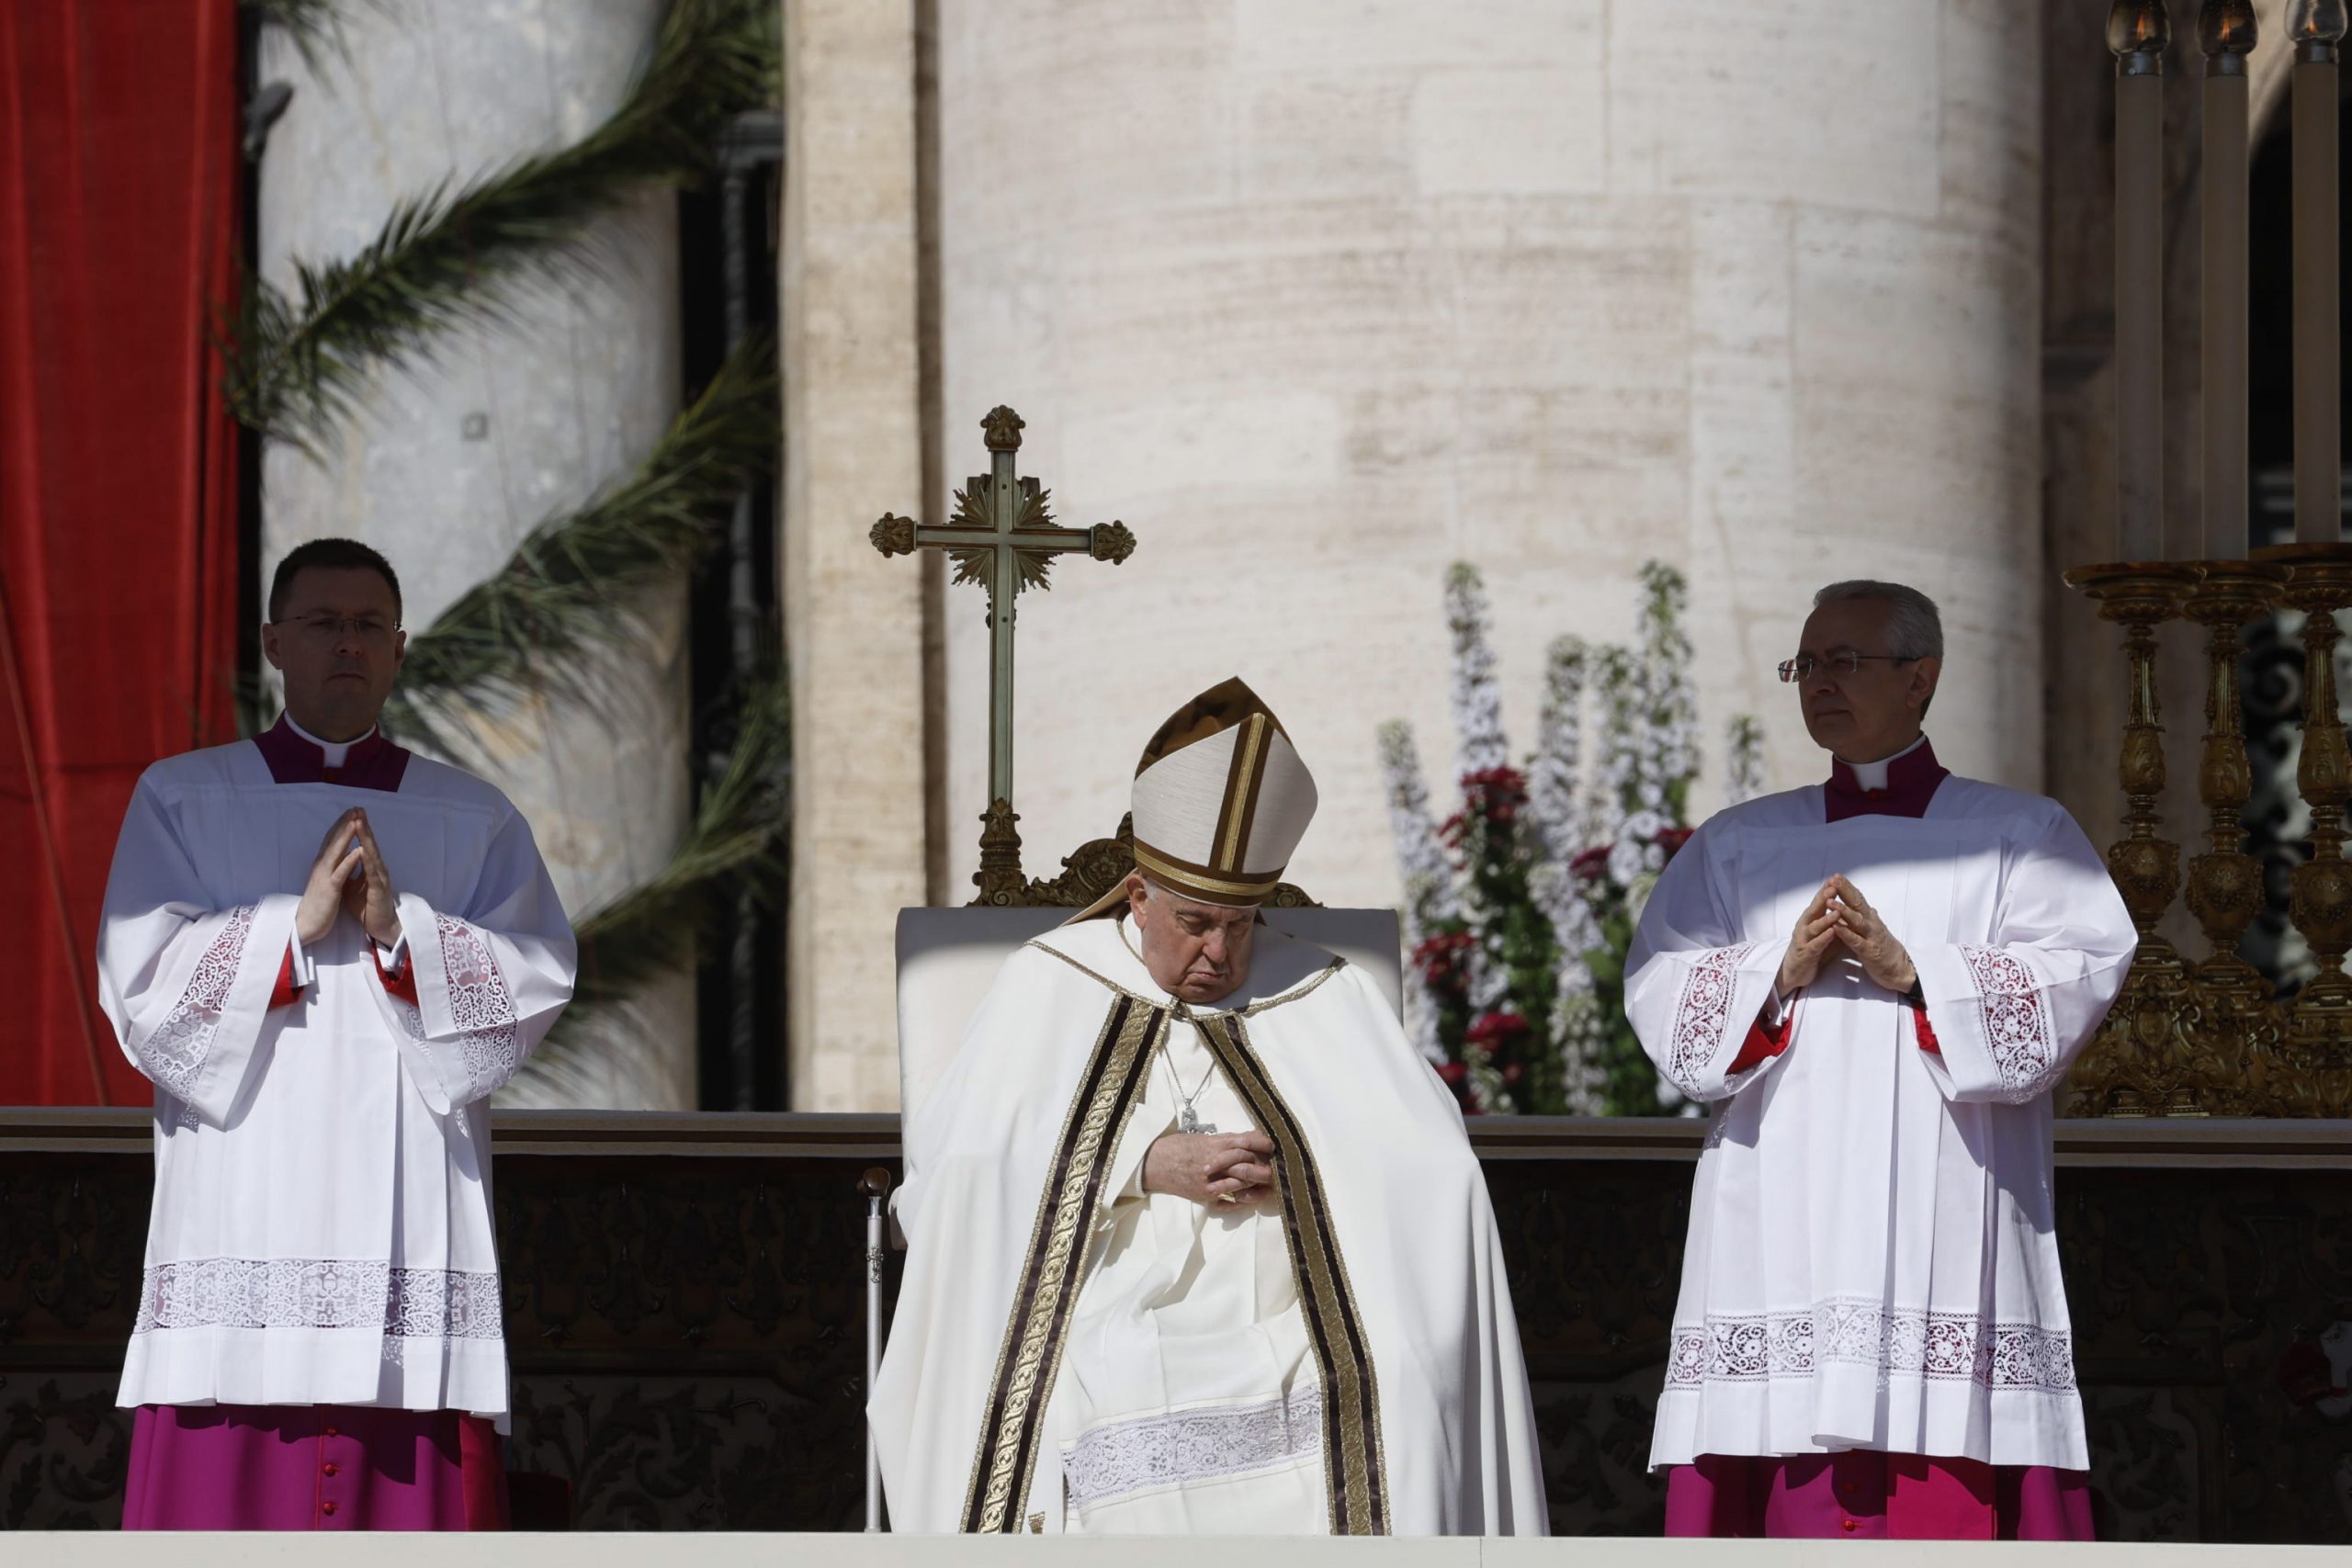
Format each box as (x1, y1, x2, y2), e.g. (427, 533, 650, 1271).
(382, 334, 776, 747)
(229, 0, 778, 446)
(1415, 768, 1567, 1113)
(518, 671, 790, 1094)
(241, 0, 367, 71)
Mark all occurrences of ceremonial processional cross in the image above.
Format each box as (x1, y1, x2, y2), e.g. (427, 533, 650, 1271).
(871, 405, 1136, 901)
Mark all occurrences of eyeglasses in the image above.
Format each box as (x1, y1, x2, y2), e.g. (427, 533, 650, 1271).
(1778, 651, 1918, 683)
(274, 614, 401, 645)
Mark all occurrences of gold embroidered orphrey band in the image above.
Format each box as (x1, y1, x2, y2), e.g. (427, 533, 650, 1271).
(988, 943, 1386, 1532)
(960, 995, 1164, 1534)
(1194, 1010, 1391, 1535)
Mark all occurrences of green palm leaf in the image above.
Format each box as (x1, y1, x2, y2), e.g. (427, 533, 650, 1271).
(514, 671, 789, 1097)
(380, 333, 775, 746)
(229, 0, 775, 446)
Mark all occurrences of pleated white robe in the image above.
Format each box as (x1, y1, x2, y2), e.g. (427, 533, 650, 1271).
(1627, 776, 2133, 1472)
(871, 918, 1547, 1536)
(97, 734, 574, 1425)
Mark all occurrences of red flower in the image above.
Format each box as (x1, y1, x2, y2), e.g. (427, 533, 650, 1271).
(1656, 826, 1695, 857)
(1411, 931, 1477, 990)
(1570, 845, 1611, 884)
(1460, 767, 1530, 823)
(1434, 1060, 1467, 1086)
(1465, 1010, 1532, 1047)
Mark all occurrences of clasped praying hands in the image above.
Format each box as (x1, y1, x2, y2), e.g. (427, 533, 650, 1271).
(294, 807, 403, 950)
(1144, 1130, 1276, 1208)
(1776, 874, 1917, 998)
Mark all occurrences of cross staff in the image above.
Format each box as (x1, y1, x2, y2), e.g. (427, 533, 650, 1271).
(871, 404, 1136, 815)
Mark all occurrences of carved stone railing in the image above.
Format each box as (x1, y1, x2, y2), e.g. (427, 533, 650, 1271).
(5, 1110, 2352, 1539)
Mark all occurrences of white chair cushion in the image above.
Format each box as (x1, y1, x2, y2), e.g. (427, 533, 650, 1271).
(892, 907, 1403, 1122)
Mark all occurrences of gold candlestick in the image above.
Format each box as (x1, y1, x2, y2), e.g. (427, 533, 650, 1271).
(2110, 0, 2174, 559)
(2291, 1, 2346, 545)
(2201, 1, 2257, 559)
(2063, 561, 2199, 1115)
(2255, 543, 2352, 1113)
(2180, 561, 2287, 1112)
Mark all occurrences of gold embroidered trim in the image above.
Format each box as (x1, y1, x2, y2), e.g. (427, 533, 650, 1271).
(1131, 841, 1283, 902)
(1023, 936, 1343, 1020)
(960, 995, 1163, 1533)
(1217, 713, 1270, 873)
(1195, 1012, 1390, 1535)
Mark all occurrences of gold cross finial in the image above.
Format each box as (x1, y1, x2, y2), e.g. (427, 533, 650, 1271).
(870, 406, 1137, 899)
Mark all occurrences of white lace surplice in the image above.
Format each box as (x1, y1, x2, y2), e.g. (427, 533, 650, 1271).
(1626, 777, 2133, 1472)
(98, 739, 574, 1424)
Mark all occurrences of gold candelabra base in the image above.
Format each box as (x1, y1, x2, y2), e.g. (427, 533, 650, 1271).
(2061, 561, 2200, 1116)
(2256, 543, 2352, 1115)
(2069, 545, 2352, 1117)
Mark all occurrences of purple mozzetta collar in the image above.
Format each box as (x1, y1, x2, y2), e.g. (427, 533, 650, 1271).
(252, 715, 411, 792)
(1824, 738, 1949, 822)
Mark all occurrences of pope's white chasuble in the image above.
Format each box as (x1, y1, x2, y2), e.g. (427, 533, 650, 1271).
(1627, 773, 2133, 1472)
(872, 918, 1548, 1536)
(97, 726, 574, 1425)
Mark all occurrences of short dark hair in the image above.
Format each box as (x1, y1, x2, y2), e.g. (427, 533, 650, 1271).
(268, 538, 403, 624)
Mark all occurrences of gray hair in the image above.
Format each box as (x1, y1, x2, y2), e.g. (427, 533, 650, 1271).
(1814, 581, 1943, 661)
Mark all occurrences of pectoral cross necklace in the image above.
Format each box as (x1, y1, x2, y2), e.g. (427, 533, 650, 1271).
(1159, 1031, 1218, 1135)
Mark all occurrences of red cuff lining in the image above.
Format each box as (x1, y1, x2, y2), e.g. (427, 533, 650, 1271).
(1728, 1007, 1795, 1075)
(1912, 996, 1940, 1055)
(372, 943, 419, 1006)
(266, 946, 301, 1010)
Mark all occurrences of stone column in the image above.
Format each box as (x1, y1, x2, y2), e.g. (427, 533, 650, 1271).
(931, 1, 2046, 908)
(256, 0, 694, 1108)
(779, 0, 927, 1111)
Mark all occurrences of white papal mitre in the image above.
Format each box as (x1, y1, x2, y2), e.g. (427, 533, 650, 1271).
(1075, 676, 1318, 919)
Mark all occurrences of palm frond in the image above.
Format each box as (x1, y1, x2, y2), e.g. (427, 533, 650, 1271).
(513, 673, 790, 1096)
(229, 0, 775, 446)
(379, 333, 775, 745)
(242, 0, 368, 71)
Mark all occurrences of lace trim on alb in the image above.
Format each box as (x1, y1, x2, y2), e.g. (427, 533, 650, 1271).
(387, 916, 523, 1102)
(1959, 943, 2060, 1095)
(436, 915, 521, 1097)
(1667, 943, 1756, 1088)
(139, 905, 258, 1100)
(132, 1258, 503, 1339)
(1665, 1298, 2075, 1394)
(1063, 1384, 1325, 1514)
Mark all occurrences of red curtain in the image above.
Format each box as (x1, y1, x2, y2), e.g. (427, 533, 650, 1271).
(0, 1, 243, 1105)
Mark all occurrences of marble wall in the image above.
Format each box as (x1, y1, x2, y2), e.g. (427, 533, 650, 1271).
(777, 0, 928, 1112)
(925, 0, 2047, 918)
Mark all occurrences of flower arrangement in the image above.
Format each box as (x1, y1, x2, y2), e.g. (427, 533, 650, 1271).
(1380, 561, 1765, 1115)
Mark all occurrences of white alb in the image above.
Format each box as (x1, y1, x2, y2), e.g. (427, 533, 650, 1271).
(1626, 773, 2133, 1471)
(98, 738, 574, 1425)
